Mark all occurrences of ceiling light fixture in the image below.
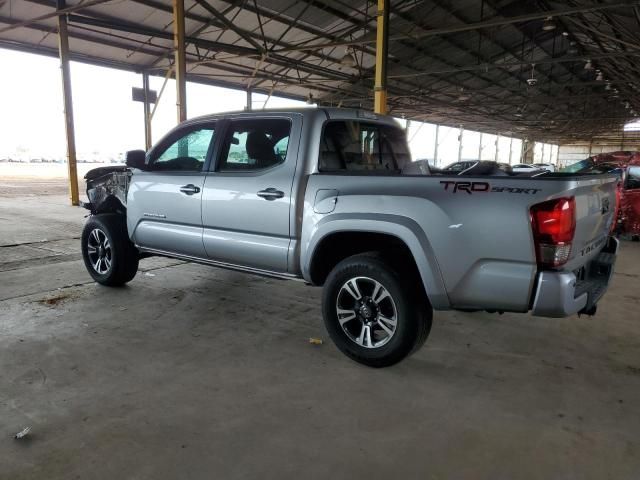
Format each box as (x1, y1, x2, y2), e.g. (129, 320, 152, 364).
(527, 64, 538, 86)
(596, 71, 603, 81)
(340, 48, 356, 68)
(542, 16, 556, 31)
(584, 59, 594, 70)
(457, 88, 470, 101)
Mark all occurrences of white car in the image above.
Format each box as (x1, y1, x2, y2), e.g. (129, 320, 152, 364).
(533, 163, 556, 172)
(511, 163, 544, 174)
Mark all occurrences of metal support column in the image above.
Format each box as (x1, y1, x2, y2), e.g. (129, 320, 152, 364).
(458, 127, 464, 161)
(56, 0, 79, 206)
(433, 124, 439, 166)
(478, 132, 483, 159)
(522, 140, 535, 164)
(246, 88, 252, 111)
(495, 135, 499, 162)
(508, 136, 513, 164)
(373, 0, 389, 115)
(173, 0, 187, 122)
(142, 72, 152, 150)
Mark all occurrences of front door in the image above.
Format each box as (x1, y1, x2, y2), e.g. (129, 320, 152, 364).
(201, 115, 301, 273)
(128, 122, 216, 258)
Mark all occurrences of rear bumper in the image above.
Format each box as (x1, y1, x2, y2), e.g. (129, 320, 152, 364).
(531, 236, 619, 318)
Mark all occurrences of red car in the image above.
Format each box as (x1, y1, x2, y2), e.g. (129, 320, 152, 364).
(565, 151, 640, 239)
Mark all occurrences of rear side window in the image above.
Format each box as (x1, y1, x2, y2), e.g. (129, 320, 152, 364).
(218, 118, 290, 172)
(319, 121, 410, 172)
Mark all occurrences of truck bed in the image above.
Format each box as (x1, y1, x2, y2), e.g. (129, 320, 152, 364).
(301, 171, 618, 313)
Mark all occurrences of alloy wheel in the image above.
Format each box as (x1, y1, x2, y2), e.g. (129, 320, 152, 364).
(86, 228, 112, 274)
(335, 276, 398, 348)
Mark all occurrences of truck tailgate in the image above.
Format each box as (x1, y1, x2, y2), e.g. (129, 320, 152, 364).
(564, 175, 618, 271)
(531, 174, 619, 317)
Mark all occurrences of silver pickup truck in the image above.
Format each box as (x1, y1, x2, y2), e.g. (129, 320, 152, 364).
(81, 108, 619, 367)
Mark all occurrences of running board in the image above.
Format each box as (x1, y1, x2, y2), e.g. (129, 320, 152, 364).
(136, 246, 303, 282)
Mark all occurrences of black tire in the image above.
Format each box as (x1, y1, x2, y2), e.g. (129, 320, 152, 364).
(81, 213, 139, 286)
(322, 253, 432, 368)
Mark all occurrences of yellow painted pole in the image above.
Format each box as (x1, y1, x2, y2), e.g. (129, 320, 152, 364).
(142, 72, 152, 150)
(56, 0, 79, 206)
(373, 0, 389, 115)
(173, 0, 187, 123)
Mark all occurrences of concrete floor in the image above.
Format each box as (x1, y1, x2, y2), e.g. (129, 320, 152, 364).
(1, 185, 640, 479)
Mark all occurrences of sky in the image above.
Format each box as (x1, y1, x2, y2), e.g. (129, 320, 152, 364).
(0, 48, 306, 161)
(0, 47, 562, 166)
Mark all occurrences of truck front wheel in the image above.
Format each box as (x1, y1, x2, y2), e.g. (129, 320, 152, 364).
(322, 253, 432, 367)
(81, 213, 139, 286)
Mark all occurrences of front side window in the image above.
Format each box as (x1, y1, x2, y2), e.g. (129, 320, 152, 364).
(218, 119, 290, 172)
(319, 121, 410, 172)
(150, 127, 215, 171)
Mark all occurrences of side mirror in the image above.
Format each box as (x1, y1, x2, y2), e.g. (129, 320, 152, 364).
(125, 150, 147, 170)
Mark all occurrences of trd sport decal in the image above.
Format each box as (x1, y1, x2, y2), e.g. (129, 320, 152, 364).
(440, 181, 542, 195)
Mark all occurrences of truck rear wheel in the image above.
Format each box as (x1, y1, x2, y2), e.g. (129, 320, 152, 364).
(81, 213, 139, 286)
(322, 253, 432, 367)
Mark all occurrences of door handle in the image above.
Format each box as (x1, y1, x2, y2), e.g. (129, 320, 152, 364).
(257, 188, 284, 201)
(180, 184, 201, 195)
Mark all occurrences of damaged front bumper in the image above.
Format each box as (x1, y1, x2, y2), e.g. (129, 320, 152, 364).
(82, 165, 131, 214)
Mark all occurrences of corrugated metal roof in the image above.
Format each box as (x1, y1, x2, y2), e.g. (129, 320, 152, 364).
(1, 0, 639, 142)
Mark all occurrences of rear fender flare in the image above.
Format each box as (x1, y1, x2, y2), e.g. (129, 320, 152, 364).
(303, 213, 450, 309)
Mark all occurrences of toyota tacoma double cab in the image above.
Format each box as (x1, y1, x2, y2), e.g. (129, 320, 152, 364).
(80, 108, 619, 367)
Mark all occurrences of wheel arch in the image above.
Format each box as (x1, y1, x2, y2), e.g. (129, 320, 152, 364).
(89, 194, 127, 216)
(303, 215, 449, 309)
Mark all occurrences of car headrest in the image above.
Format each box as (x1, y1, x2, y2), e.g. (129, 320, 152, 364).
(246, 131, 276, 166)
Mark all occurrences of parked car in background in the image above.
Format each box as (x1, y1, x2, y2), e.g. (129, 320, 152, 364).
(534, 163, 556, 172)
(442, 160, 478, 173)
(441, 161, 512, 176)
(564, 151, 640, 239)
(511, 163, 544, 174)
(496, 162, 513, 173)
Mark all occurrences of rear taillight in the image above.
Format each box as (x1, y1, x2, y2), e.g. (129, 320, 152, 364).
(530, 197, 576, 268)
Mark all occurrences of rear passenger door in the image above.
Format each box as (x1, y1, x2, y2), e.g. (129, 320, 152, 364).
(201, 116, 301, 273)
(127, 122, 216, 258)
